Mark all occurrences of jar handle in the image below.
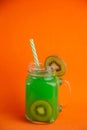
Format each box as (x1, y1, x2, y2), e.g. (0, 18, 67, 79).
(58, 78, 72, 112)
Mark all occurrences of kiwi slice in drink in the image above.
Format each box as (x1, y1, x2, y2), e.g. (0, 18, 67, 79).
(29, 100, 53, 122)
(44, 55, 66, 76)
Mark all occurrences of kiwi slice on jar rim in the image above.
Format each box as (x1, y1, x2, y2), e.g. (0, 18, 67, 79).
(29, 100, 53, 122)
(44, 55, 66, 76)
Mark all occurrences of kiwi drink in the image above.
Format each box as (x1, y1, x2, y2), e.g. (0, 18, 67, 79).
(25, 64, 60, 123)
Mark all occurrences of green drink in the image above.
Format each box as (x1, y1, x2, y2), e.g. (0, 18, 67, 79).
(25, 64, 61, 123)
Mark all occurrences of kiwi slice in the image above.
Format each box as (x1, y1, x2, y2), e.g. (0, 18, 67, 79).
(29, 100, 53, 122)
(44, 55, 66, 76)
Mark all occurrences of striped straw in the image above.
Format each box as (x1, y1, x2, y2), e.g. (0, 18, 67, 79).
(30, 39, 40, 67)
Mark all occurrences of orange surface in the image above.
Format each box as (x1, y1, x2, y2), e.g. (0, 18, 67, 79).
(0, 0, 87, 130)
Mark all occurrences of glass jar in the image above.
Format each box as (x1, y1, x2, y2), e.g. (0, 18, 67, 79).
(25, 63, 71, 124)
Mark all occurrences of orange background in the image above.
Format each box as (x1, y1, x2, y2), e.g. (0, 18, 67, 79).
(0, 0, 87, 130)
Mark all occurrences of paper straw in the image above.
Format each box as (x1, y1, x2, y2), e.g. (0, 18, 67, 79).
(30, 39, 40, 67)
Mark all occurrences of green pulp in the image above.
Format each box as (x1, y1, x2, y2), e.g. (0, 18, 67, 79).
(26, 74, 60, 122)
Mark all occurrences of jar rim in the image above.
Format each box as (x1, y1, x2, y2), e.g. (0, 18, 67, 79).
(28, 62, 53, 76)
